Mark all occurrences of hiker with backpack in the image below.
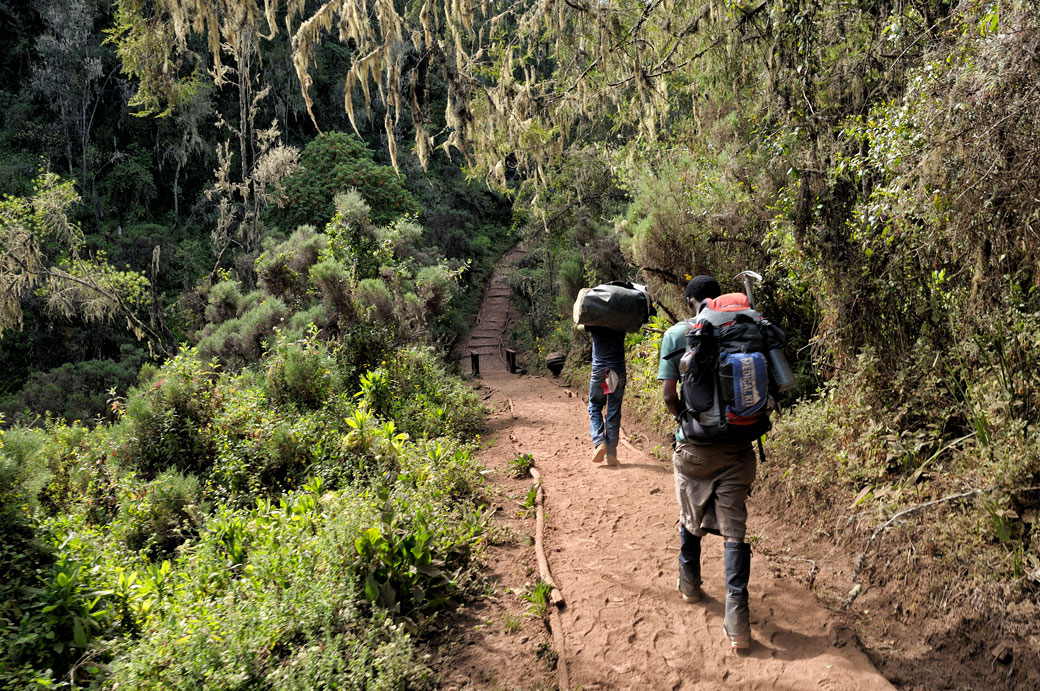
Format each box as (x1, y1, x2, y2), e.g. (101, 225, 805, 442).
(658, 274, 790, 651)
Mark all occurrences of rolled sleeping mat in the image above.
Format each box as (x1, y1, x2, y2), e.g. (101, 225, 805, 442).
(572, 281, 654, 333)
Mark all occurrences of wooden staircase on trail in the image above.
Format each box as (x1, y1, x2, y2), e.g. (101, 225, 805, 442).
(463, 247, 524, 374)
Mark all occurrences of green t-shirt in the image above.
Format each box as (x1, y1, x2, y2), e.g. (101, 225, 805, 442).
(658, 322, 688, 381)
(658, 321, 689, 440)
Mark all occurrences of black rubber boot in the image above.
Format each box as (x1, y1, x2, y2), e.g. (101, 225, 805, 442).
(677, 526, 702, 602)
(723, 541, 751, 650)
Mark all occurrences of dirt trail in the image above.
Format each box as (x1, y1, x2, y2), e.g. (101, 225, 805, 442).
(487, 371, 894, 690)
(448, 250, 898, 689)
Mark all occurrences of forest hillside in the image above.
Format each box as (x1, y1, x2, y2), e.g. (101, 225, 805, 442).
(1, 0, 1039, 688)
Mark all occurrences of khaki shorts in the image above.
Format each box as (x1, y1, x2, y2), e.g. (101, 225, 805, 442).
(672, 441, 756, 540)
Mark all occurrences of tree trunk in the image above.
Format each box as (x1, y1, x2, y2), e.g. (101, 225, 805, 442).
(173, 161, 181, 223)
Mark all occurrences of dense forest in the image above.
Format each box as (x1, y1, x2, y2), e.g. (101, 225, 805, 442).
(2, 0, 1039, 687)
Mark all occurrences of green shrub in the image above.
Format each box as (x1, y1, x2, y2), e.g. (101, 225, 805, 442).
(105, 488, 435, 690)
(1, 278, 491, 689)
(415, 263, 457, 314)
(0, 496, 113, 689)
(0, 350, 147, 425)
(287, 304, 330, 334)
(309, 259, 355, 325)
(256, 226, 328, 309)
(0, 431, 45, 688)
(621, 153, 759, 315)
(196, 297, 290, 364)
(0, 427, 50, 508)
(557, 253, 584, 308)
(203, 279, 244, 324)
(397, 438, 486, 505)
(264, 330, 341, 410)
(356, 367, 394, 418)
(354, 491, 463, 626)
(323, 190, 380, 278)
(115, 470, 202, 559)
(386, 347, 484, 440)
(269, 132, 420, 230)
(120, 351, 221, 477)
(509, 453, 535, 479)
(355, 278, 396, 324)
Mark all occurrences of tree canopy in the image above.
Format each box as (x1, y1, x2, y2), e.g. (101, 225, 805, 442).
(110, 0, 792, 182)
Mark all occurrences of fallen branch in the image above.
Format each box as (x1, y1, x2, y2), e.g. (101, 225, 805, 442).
(529, 467, 565, 608)
(504, 419, 568, 686)
(619, 436, 646, 459)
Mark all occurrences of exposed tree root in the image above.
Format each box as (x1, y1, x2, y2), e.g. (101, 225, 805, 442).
(845, 487, 995, 607)
(508, 397, 570, 689)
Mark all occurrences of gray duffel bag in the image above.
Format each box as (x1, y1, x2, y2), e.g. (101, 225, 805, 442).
(572, 281, 654, 333)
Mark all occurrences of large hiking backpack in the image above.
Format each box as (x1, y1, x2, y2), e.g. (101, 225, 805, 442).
(670, 293, 787, 444)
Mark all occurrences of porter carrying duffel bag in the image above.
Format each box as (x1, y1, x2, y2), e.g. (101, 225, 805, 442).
(572, 281, 654, 333)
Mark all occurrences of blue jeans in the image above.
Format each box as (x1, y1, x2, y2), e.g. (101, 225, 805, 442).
(588, 368, 626, 456)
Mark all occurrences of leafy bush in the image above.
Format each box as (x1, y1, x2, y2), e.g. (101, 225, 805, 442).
(1, 547, 111, 688)
(196, 297, 290, 365)
(203, 279, 244, 324)
(105, 489, 434, 690)
(115, 470, 203, 559)
(322, 190, 380, 278)
(119, 351, 221, 477)
(309, 259, 355, 325)
(0, 426, 57, 688)
(384, 347, 484, 440)
(415, 263, 456, 314)
(0, 352, 146, 424)
(509, 453, 534, 479)
(194, 188, 474, 374)
(256, 226, 328, 309)
(354, 491, 463, 628)
(263, 329, 342, 410)
(269, 132, 420, 230)
(1, 424, 119, 687)
(1, 326, 492, 688)
(355, 278, 397, 325)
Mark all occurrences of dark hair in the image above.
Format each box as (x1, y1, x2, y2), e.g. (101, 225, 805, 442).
(685, 275, 721, 301)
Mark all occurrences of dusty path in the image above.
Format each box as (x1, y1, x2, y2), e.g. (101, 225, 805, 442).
(442, 248, 897, 689)
(484, 370, 895, 690)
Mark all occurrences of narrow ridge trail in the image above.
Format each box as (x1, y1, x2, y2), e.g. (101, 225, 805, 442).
(461, 251, 897, 689)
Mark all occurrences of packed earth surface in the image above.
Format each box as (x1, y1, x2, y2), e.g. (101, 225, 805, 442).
(433, 252, 906, 690)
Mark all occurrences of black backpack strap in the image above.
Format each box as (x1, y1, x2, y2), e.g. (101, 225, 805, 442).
(663, 347, 686, 361)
